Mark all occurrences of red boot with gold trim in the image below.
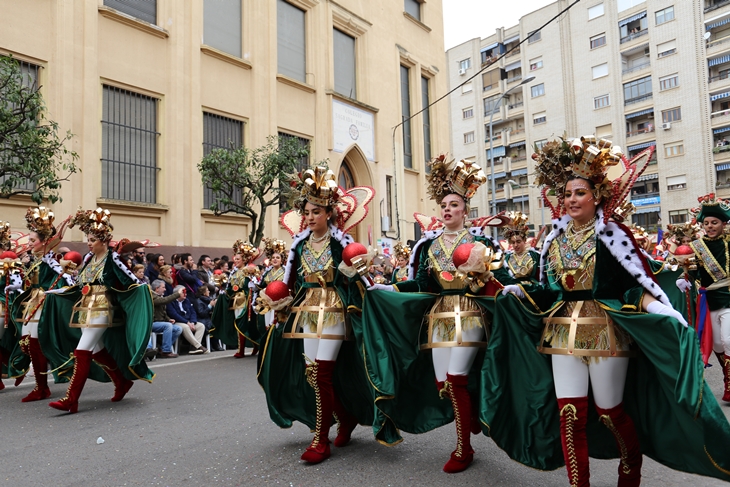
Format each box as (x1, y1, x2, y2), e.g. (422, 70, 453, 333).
(233, 332, 246, 358)
(442, 374, 475, 473)
(49, 349, 92, 414)
(92, 347, 133, 402)
(596, 402, 642, 487)
(558, 397, 590, 487)
(716, 352, 730, 402)
(21, 338, 50, 402)
(301, 360, 335, 463)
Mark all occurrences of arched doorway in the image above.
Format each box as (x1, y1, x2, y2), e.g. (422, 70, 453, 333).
(337, 145, 374, 244)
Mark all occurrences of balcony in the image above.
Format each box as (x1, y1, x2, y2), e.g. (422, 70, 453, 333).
(624, 93, 653, 106)
(507, 102, 524, 117)
(620, 29, 648, 45)
(712, 110, 730, 127)
(626, 126, 655, 138)
(707, 36, 730, 56)
(510, 128, 526, 142)
(622, 62, 650, 76)
(714, 144, 730, 161)
(706, 0, 730, 13)
(506, 75, 523, 84)
(505, 48, 521, 59)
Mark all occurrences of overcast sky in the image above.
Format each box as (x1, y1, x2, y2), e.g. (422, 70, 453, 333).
(443, 0, 557, 49)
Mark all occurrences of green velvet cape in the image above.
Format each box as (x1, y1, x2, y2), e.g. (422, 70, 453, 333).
(210, 272, 260, 348)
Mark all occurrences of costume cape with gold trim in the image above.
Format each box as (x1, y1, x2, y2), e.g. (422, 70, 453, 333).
(485, 213, 730, 478)
(256, 225, 402, 445)
(38, 249, 154, 383)
(210, 269, 260, 349)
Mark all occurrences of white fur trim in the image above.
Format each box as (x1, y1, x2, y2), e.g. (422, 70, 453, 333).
(112, 250, 141, 284)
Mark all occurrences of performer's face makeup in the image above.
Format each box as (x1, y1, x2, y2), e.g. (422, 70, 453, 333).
(440, 194, 467, 231)
(304, 202, 331, 235)
(397, 257, 408, 268)
(511, 236, 526, 254)
(87, 235, 107, 255)
(232, 254, 243, 268)
(28, 231, 44, 253)
(703, 216, 724, 239)
(564, 179, 598, 226)
(270, 253, 282, 268)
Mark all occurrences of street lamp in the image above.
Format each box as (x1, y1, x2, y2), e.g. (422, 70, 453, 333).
(488, 75, 536, 239)
(507, 179, 525, 215)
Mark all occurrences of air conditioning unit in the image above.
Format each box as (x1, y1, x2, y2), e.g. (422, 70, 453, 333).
(458, 68, 466, 75)
(662, 122, 671, 130)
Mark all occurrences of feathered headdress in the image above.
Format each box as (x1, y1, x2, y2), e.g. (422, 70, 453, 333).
(501, 211, 530, 240)
(426, 155, 486, 204)
(292, 166, 340, 210)
(262, 237, 288, 259)
(69, 207, 114, 242)
(25, 207, 57, 241)
(0, 221, 11, 251)
(533, 135, 653, 223)
(232, 239, 258, 263)
(690, 193, 730, 223)
(393, 241, 411, 261)
(665, 221, 700, 241)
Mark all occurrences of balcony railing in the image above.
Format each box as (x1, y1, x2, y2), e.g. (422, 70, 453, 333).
(624, 93, 653, 105)
(505, 48, 521, 58)
(622, 62, 650, 75)
(620, 29, 648, 44)
(709, 72, 730, 83)
(708, 36, 730, 49)
(506, 75, 523, 84)
(511, 155, 527, 162)
(508, 102, 524, 109)
(481, 55, 498, 67)
(706, 0, 730, 13)
(631, 191, 660, 200)
(712, 109, 730, 118)
(713, 144, 730, 153)
(626, 126, 655, 138)
(512, 128, 525, 136)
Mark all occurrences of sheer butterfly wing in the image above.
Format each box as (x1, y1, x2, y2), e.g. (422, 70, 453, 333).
(340, 186, 375, 235)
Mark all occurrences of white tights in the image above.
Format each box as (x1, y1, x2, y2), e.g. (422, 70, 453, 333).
(710, 308, 730, 355)
(76, 315, 110, 353)
(302, 321, 345, 362)
(552, 354, 629, 409)
(431, 325, 485, 382)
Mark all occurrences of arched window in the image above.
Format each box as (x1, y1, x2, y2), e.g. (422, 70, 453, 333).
(338, 162, 355, 189)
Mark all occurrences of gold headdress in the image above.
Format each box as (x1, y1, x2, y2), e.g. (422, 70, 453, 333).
(0, 221, 11, 251)
(292, 166, 340, 210)
(232, 239, 258, 263)
(426, 155, 487, 204)
(393, 241, 411, 261)
(533, 135, 653, 223)
(262, 237, 288, 259)
(25, 207, 57, 241)
(665, 221, 700, 242)
(501, 211, 530, 240)
(69, 207, 114, 242)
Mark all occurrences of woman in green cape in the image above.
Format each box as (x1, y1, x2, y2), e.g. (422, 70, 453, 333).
(42, 207, 153, 414)
(210, 241, 260, 357)
(389, 242, 410, 284)
(257, 166, 374, 464)
(501, 211, 540, 284)
(501, 137, 730, 485)
(254, 238, 286, 336)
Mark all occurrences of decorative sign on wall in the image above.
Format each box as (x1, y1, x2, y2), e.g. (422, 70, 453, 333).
(332, 99, 375, 161)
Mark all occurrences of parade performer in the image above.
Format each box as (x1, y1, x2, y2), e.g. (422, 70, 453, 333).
(9, 207, 73, 402)
(390, 242, 411, 283)
(502, 211, 540, 284)
(500, 137, 730, 485)
(0, 222, 24, 391)
(258, 166, 377, 464)
(210, 240, 260, 357)
(681, 194, 730, 401)
(257, 238, 287, 331)
(39, 208, 154, 413)
(362, 156, 512, 473)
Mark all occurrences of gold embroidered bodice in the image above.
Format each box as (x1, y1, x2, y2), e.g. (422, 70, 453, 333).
(507, 251, 535, 280)
(264, 267, 285, 284)
(294, 239, 343, 333)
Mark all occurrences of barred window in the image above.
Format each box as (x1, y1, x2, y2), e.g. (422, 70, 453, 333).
(278, 132, 310, 214)
(203, 113, 245, 211)
(101, 86, 159, 203)
(590, 33, 606, 49)
(104, 0, 156, 24)
(462, 107, 474, 119)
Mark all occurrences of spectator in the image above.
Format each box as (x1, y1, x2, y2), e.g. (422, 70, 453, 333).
(121, 252, 134, 270)
(195, 284, 221, 350)
(132, 264, 148, 284)
(146, 253, 165, 282)
(214, 259, 229, 274)
(132, 247, 146, 265)
(148, 280, 183, 359)
(197, 254, 214, 284)
(171, 253, 182, 286)
(158, 265, 175, 295)
(166, 285, 208, 354)
(177, 253, 202, 297)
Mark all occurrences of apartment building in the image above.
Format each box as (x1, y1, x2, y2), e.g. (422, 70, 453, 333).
(0, 0, 448, 251)
(447, 0, 727, 234)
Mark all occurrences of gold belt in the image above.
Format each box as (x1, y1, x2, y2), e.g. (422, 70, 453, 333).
(70, 286, 122, 329)
(538, 301, 634, 358)
(283, 285, 350, 340)
(420, 295, 487, 349)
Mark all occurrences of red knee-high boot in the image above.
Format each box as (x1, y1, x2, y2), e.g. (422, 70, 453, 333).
(301, 359, 335, 463)
(49, 349, 92, 414)
(716, 352, 730, 402)
(332, 386, 357, 447)
(596, 403, 642, 487)
(92, 348, 133, 402)
(233, 332, 246, 358)
(21, 338, 50, 402)
(443, 374, 475, 473)
(558, 397, 590, 487)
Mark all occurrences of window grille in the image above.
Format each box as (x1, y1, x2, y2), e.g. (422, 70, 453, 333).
(203, 112, 245, 212)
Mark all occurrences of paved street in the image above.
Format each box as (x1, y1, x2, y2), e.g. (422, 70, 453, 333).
(1, 349, 728, 487)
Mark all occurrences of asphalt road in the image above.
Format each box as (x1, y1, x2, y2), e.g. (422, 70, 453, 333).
(1, 349, 728, 487)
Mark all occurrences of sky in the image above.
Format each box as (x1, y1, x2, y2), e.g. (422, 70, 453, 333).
(443, 0, 558, 50)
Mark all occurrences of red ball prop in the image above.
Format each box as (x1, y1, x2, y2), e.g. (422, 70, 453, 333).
(0, 251, 18, 260)
(64, 251, 83, 266)
(342, 242, 368, 266)
(674, 245, 694, 256)
(265, 280, 290, 302)
(453, 243, 475, 270)
(213, 269, 222, 275)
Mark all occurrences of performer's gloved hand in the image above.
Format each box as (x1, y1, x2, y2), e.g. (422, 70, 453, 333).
(4, 283, 21, 293)
(675, 278, 691, 293)
(646, 300, 688, 327)
(367, 283, 395, 292)
(501, 284, 525, 298)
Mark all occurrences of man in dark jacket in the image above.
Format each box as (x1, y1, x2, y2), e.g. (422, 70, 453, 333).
(147, 280, 183, 359)
(177, 253, 202, 297)
(167, 285, 208, 354)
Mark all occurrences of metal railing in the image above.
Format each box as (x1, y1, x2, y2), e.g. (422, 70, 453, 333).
(511, 128, 525, 136)
(511, 155, 527, 162)
(713, 144, 730, 154)
(709, 72, 730, 83)
(622, 62, 650, 75)
(706, 0, 730, 13)
(631, 191, 660, 200)
(505, 48, 521, 58)
(711, 109, 730, 118)
(620, 29, 648, 44)
(708, 36, 730, 49)
(624, 93, 653, 105)
(508, 102, 524, 109)
(626, 126, 655, 138)
(506, 75, 523, 84)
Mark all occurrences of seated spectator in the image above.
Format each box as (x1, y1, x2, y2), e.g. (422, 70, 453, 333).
(159, 265, 175, 295)
(121, 252, 134, 270)
(195, 284, 222, 350)
(146, 253, 165, 282)
(132, 264, 149, 284)
(166, 285, 208, 354)
(148, 280, 183, 359)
